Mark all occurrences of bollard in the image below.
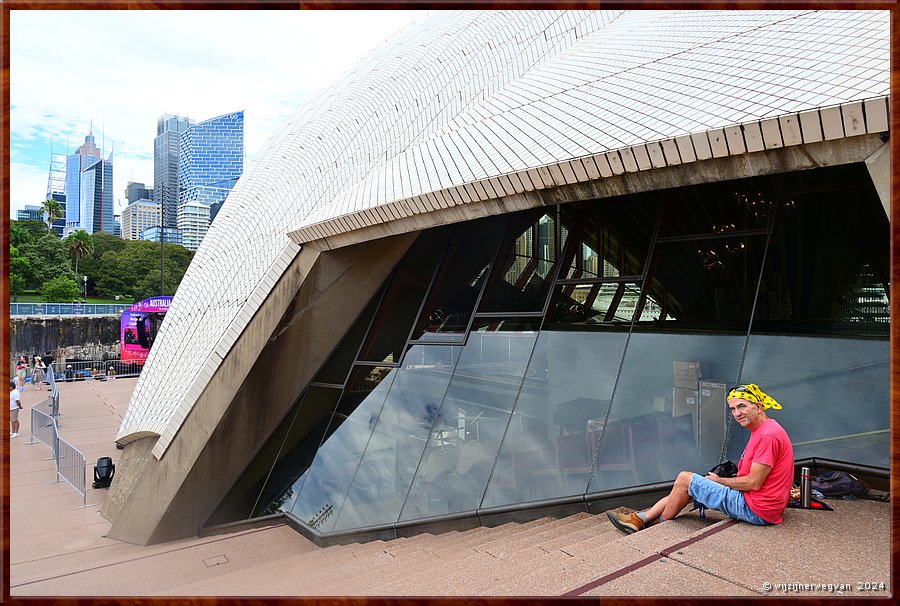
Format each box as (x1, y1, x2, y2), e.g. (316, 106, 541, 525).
(800, 466, 812, 508)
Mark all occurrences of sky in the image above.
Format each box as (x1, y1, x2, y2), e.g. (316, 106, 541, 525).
(8, 9, 430, 221)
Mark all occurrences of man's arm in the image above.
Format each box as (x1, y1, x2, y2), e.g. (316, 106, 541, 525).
(707, 462, 771, 492)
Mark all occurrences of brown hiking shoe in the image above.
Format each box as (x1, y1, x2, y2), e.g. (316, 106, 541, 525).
(606, 510, 650, 534)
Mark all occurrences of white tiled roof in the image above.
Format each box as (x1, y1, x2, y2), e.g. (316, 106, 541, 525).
(116, 10, 889, 456)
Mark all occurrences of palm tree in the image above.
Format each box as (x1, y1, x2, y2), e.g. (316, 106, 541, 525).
(42, 198, 64, 233)
(66, 229, 94, 275)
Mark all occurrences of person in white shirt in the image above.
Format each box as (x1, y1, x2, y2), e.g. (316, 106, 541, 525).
(10, 379, 23, 438)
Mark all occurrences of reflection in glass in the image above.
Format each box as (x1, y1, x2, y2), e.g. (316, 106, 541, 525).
(251, 387, 343, 518)
(399, 330, 538, 520)
(290, 369, 397, 532)
(640, 235, 766, 327)
(562, 198, 655, 280)
(482, 330, 627, 507)
(411, 216, 507, 342)
(479, 209, 564, 313)
(332, 346, 462, 531)
(735, 335, 889, 468)
(550, 282, 658, 325)
(750, 190, 889, 337)
(358, 229, 450, 362)
(587, 332, 745, 493)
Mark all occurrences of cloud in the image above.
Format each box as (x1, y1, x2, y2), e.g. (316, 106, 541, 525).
(9, 9, 429, 219)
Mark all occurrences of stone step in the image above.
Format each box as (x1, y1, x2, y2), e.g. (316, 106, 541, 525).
(365, 518, 559, 595)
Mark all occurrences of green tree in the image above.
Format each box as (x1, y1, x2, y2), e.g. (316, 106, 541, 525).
(41, 198, 64, 233)
(13, 220, 76, 290)
(40, 275, 80, 302)
(11, 219, 48, 247)
(66, 230, 94, 275)
(10, 245, 33, 301)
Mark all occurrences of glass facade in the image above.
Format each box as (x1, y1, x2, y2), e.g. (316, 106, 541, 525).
(178, 111, 244, 208)
(65, 131, 103, 229)
(79, 158, 114, 235)
(210, 162, 889, 537)
(155, 114, 194, 229)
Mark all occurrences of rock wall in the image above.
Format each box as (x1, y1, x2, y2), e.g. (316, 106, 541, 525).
(10, 316, 121, 362)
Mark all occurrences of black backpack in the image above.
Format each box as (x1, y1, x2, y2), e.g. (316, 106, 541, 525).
(811, 470, 868, 497)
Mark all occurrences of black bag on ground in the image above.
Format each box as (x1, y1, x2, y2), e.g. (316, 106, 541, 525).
(811, 470, 868, 497)
(709, 460, 738, 478)
(93, 456, 116, 489)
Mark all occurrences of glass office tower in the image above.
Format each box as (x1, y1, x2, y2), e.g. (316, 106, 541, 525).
(78, 157, 114, 235)
(154, 114, 194, 230)
(64, 131, 102, 231)
(178, 111, 244, 208)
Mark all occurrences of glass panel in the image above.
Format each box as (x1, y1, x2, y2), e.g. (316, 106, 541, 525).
(331, 345, 462, 531)
(733, 335, 889, 468)
(471, 317, 542, 333)
(549, 282, 656, 325)
(411, 215, 507, 342)
(358, 228, 451, 362)
(478, 209, 564, 313)
(246, 387, 343, 519)
(399, 329, 538, 520)
(289, 367, 398, 532)
(658, 185, 770, 237)
(562, 197, 657, 280)
(749, 188, 889, 337)
(640, 235, 766, 329)
(587, 332, 746, 493)
(482, 329, 628, 507)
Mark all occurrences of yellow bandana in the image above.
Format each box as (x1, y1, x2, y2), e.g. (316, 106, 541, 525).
(727, 383, 782, 410)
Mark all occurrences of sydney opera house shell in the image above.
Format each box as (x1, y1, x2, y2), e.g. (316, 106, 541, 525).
(102, 10, 890, 546)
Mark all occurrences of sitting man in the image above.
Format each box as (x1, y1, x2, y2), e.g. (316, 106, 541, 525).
(608, 383, 793, 533)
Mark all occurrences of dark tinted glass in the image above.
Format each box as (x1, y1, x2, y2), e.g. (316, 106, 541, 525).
(358, 229, 451, 362)
(410, 216, 506, 342)
(640, 234, 766, 329)
(658, 183, 770, 237)
(479, 209, 565, 313)
(749, 181, 889, 337)
(250, 386, 344, 518)
(549, 282, 654, 325)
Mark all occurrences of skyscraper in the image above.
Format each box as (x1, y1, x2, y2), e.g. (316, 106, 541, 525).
(178, 111, 244, 209)
(64, 130, 102, 231)
(79, 156, 114, 234)
(125, 181, 153, 205)
(154, 114, 194, 230)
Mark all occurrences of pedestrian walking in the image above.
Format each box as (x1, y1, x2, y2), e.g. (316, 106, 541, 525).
(15, 356, 29, 391)
(32, 356, 46, 389)
(10, 379, 23, 438)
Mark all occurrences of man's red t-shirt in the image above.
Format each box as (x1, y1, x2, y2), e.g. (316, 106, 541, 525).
(737, 418, 794, 524)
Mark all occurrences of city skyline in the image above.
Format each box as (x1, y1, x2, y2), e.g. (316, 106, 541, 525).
(9, 9, 428, 220)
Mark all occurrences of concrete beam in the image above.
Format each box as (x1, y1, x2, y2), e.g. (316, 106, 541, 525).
(102, 232, 417, 544)
(864, 141, 890, 219)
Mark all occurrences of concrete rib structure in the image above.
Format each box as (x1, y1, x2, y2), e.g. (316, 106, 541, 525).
(106, 10, 890, 546)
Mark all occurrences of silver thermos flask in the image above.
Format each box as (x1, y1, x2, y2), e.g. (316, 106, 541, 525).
(800, 466, 812, 508)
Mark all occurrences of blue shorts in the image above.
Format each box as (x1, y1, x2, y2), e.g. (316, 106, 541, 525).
(688, 473, 770, 525)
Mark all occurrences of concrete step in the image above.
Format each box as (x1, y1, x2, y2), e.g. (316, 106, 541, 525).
(370, 518, 558, 595)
